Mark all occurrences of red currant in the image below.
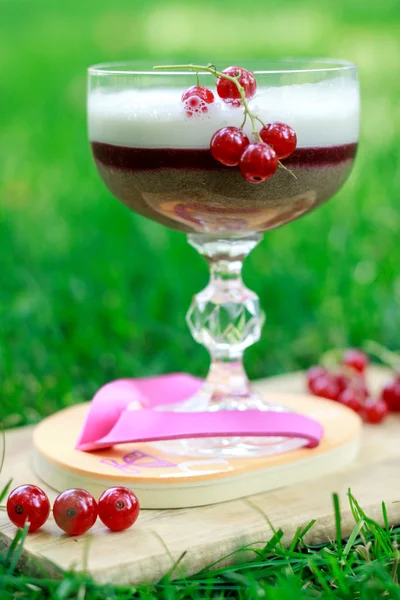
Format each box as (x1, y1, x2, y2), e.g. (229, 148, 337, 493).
(259, 122, 297, 160)
(182, 85, 214, 104)
(7, 485, 50, 532)
(98, 487, 140, 532)
(240, 142, 278, 184)
(334, 373, 351, 394)
(306, 365, 327, 389)
(381, 378, 400, 412)
(354, 380, 370, 400)
(337, 388, 363, 414)
(342, 348, 368, 373)
(53, 489, 97, 536)
(363, 398, 389, 424)
(216, 66, 256, 104)
(210, 127, 249, 167)
(308, 374, 341, 401)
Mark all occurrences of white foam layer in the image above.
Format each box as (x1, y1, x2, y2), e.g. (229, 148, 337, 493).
(88, 80, 359, 149)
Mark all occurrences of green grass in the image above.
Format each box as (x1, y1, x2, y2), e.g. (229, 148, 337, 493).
(2, 488, 400, 599)
(1, 0, 400, 595)
(1, 0, 400, 426)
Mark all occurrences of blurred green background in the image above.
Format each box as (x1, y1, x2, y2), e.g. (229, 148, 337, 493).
(1, 0, 400, 425)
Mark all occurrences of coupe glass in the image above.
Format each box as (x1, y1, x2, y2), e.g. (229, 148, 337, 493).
(88, 59, 359, 458)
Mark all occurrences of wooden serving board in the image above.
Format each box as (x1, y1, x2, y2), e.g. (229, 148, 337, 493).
(1, 367, 400, 585)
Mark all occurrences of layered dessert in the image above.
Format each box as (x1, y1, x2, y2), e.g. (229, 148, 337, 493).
(89, 80, 359, 234)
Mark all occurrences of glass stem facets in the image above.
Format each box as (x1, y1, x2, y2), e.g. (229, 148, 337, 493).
(153, 232, 306, 457)
(186, 233, 265, 410)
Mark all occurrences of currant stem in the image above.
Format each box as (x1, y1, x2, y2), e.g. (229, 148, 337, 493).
(255, 115, 266, 127)
(278, 161, 297, 179)
(238, 81, 261, 141)
(364, 340, 400, 372)
(154, 63, 295, 177)
(154, 63, 261, 141)
(320, 348, 345, 369)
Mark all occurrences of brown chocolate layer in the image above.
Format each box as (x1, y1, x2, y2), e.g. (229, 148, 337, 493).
(91, 142, 357, 234)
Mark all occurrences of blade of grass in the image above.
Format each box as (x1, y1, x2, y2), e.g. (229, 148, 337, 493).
(288, 519, 317, 553)
(0, 478, 13, 504)
(333, 493, 343, 560)
(350, 495, 393, 556)
(382, 501, 390, 534)
(263, 529, 285, 554)
(307, 560, 335, 596)
(343, 519, 365, 558)
(6, 523, 29, 575)
(288, 526, 303, 553)
(245, 499, 285, 553)
(323, 550, 351, 596)
(153, 529, 188, 584)
(0, 426, 5, 475)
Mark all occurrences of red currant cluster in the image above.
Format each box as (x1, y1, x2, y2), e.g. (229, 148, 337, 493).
(6, 484, 140, 535)
(178, 65, 297, 184)
(307, 348, 395, 424)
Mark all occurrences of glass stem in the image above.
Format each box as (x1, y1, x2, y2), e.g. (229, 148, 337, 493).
(186, 233, 265, 409)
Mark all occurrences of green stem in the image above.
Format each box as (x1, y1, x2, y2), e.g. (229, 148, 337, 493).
(320, 348, 345, 369)
(154, 63, 221, 74)
(240, 86, 261, 141)
(278, 161, 297, 179)
(254, 115, 266, 126)
(154, 63, 261, 141)
(364, 340, 400, 372)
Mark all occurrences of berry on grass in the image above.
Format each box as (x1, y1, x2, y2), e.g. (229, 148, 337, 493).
(98, 487, 140, 532)
(210, 126, 249, 166)
(7, 485, 50, 532)
(240, 142, 278, 184)
(53, 489, 97, 536)
(216, 66, 256, 104)
(259, 122, 297, 159)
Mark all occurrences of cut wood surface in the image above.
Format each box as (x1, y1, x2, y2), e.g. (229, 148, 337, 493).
(1, 367, 399, 585)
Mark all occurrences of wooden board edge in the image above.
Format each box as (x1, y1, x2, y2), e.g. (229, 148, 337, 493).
(0, 530, 64, 581)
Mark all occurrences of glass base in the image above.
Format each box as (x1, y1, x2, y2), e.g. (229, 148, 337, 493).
(152, 387, 306, 459)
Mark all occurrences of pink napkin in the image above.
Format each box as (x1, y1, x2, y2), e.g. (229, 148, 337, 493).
(76, 373, 323, 452)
